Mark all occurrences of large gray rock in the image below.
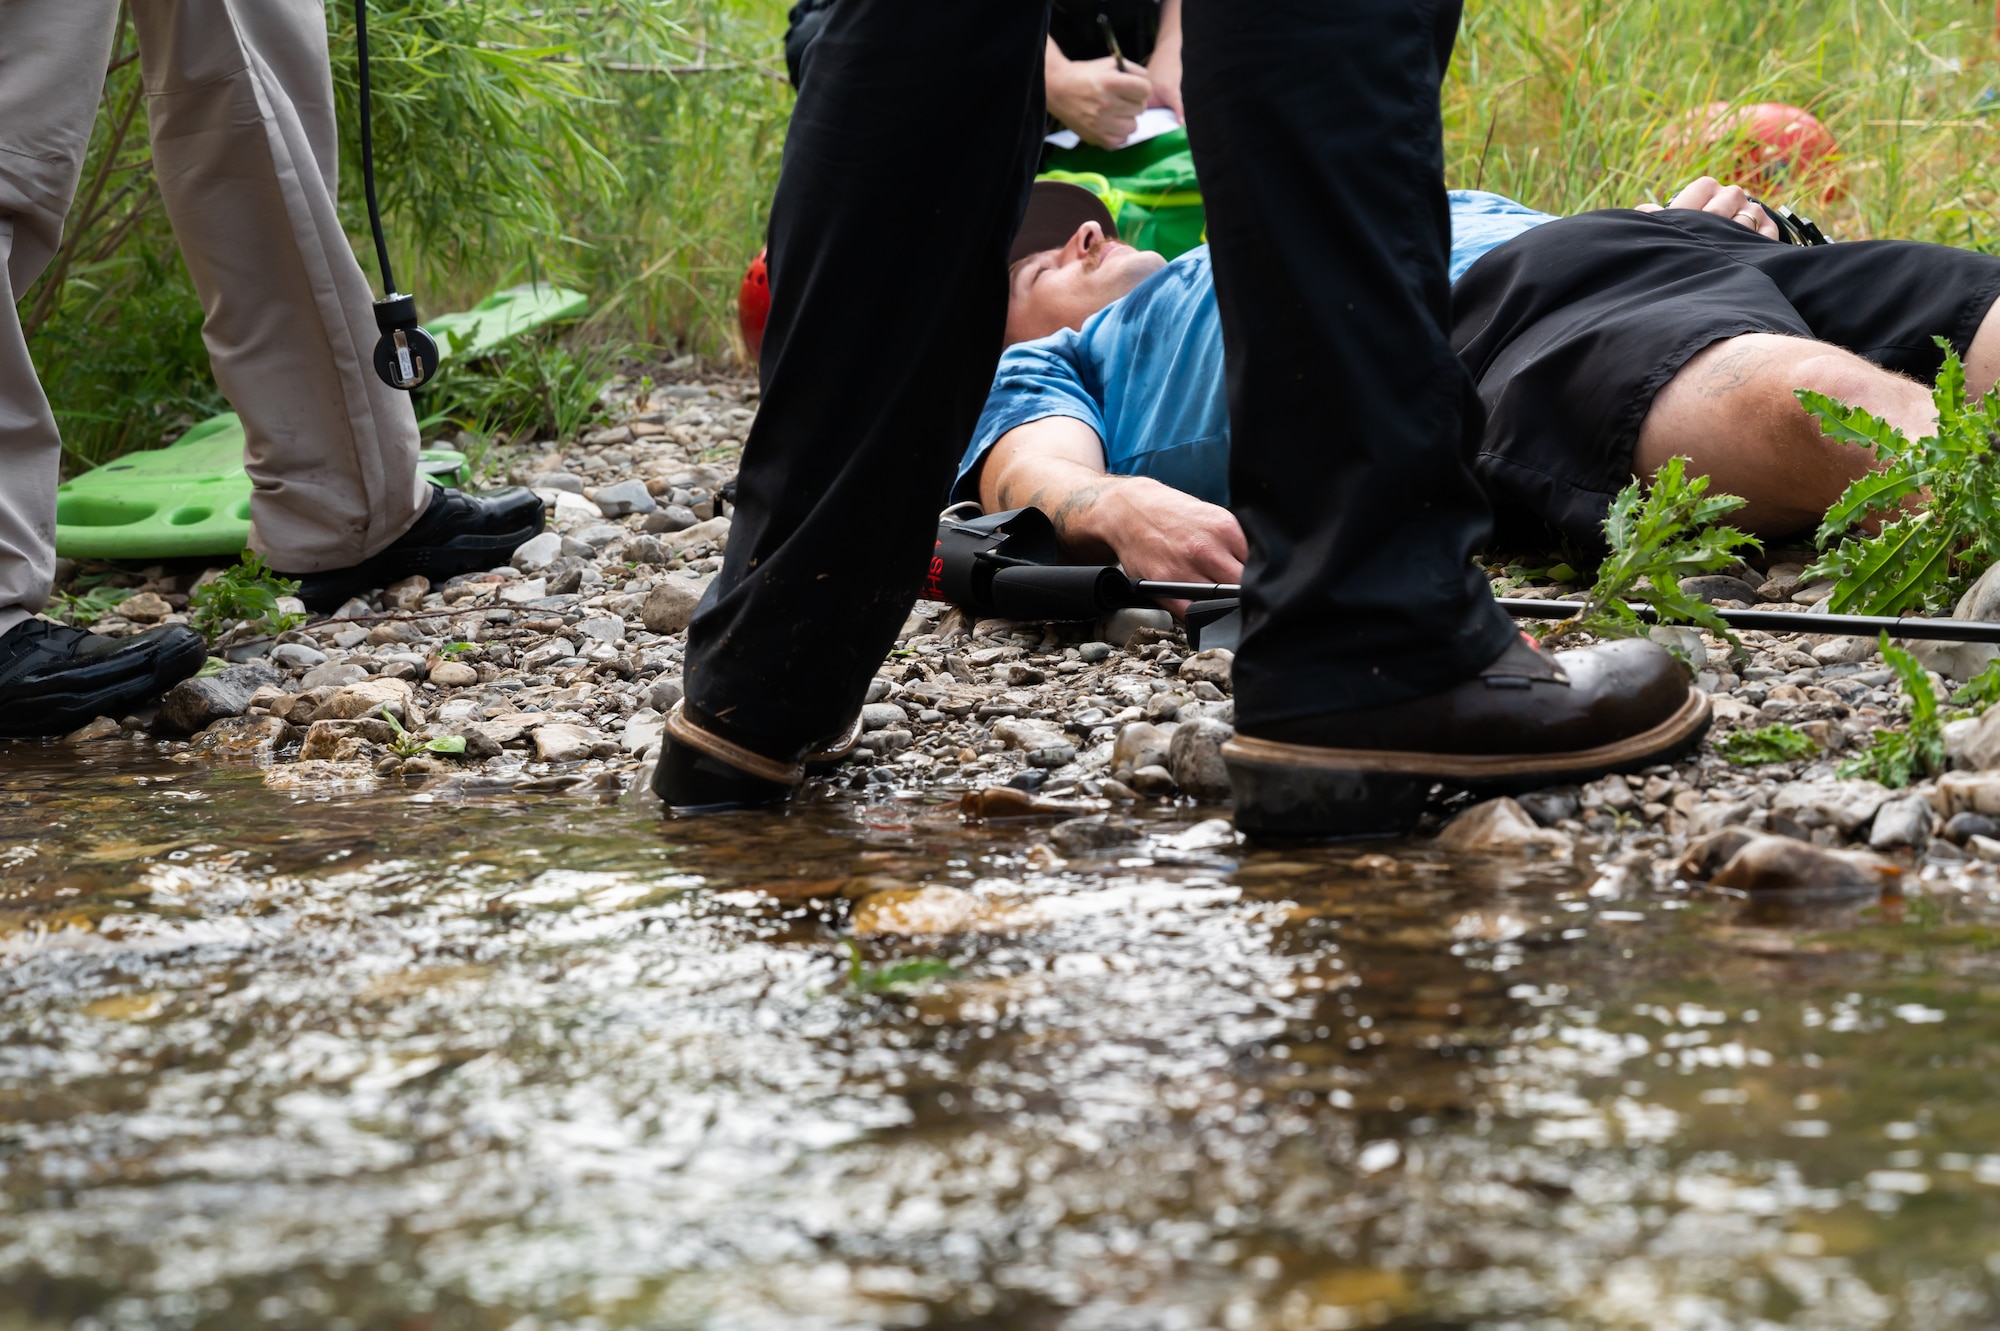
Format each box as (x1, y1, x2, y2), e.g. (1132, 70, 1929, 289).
(157, 662, 280, 736)
(1902, 561, 2000, 681)
(1869, 794, 1933, 851)
(1770, 778, 1892, 835)
(510, 531, 565, 572)
(1168, 716, 1234, 799)
(1954, 705, 2000, 772)
(1178, 648, 1234, 690)
(1112, 721, 1173, 778)
(1437, 797, 1573, 858)
(641, 577, 711, 634)
(591, 479, 657, 518)
(1709, 835, 1898, 893)
(1678, 574, 1764, 604)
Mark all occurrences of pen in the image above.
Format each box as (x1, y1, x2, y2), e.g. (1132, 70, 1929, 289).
(1098, 14, 1127, 71)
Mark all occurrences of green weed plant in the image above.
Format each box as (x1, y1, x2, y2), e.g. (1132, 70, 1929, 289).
(1716, 723, 1819, 766)
(188, 553, 307, 640)
(1540, 456, 1760, 648)
(1839, 634, 1945, 788)
(1801, 344, 2000, 616)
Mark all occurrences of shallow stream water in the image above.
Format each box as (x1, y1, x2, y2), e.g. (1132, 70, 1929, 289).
(5, 744, 2000, 1329)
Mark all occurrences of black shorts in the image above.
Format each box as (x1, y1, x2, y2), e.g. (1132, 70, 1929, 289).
(1450, 207, 2000, 551)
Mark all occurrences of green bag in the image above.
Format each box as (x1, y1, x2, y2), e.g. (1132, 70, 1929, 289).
(1041, 125, 1206, 260)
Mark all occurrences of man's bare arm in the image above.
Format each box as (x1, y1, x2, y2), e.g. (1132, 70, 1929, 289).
(976, 416, 1246, 587)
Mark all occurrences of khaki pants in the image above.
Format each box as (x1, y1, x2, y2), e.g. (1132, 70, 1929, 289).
(0, 0, 428, 637)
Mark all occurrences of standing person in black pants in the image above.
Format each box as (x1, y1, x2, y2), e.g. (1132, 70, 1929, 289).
(658, 0, 1707, 837)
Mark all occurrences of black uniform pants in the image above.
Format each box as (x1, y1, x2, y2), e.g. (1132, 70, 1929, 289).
(685, 0, 1518, 756)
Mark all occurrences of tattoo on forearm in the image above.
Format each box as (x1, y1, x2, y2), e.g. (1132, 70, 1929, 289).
(1049, 486, 1102, 540)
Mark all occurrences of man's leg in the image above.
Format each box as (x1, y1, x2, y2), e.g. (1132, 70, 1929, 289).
(1186, 0, 1703, 835)
(662, 0, 1047, 804)
(1636, 333, 1932, 537)
(0, 0, 122, 638)
(131, 0, 429, 574)
(1184, 0, 1517, 725)
(0, 0, 210, 736)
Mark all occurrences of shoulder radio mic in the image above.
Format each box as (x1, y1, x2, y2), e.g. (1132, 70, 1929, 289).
(355, 0, 438, 391)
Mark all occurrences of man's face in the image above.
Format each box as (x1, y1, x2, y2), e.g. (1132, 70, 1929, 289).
(1004, 221, 1166, 345)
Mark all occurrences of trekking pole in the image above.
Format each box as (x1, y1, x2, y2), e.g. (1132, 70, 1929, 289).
(1128, 582, 2000, 646)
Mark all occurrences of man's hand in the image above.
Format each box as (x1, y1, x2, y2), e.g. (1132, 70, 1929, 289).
(979, 416, 1246, 616)
(1045, 41, 1153, 148)
(1636, 176, 1782, 240)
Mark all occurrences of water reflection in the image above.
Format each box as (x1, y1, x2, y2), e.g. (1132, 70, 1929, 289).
(3, 742, 1999, 1328)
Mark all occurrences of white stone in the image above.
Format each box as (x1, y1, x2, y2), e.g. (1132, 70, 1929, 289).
(573, 616, 624, 645)
(1869, 794, 1932, 850)
(992, 716, 1067, 751)
(1436, 797, 1574, 858)
(532, 724, 596, 763)
(1648, 624, 1707, 672)
(270, 642, 327, 669)
(591, 479, 657, 517)
(510, 531, 564, 572)
(1771, 778, 1892, 834)
(500, 578, 548, 604)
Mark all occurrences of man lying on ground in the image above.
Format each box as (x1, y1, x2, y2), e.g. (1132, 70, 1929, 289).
(955, 178, 2000, 590)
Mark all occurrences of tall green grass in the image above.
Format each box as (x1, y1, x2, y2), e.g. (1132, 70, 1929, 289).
(20, 0, 2000, 473)
(1447, 0, 2000, 243)
(23, 0, 790, 473)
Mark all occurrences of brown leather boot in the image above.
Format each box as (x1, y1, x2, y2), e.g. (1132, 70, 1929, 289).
(1223, 634, 1708, 838)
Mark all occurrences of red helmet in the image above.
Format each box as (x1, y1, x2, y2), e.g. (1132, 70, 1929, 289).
(1678, 101, 1841, 202)
(739, 247, 771, 363)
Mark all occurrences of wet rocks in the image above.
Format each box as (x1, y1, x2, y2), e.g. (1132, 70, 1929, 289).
(299, 717, 397, 760)
(1112, 721, 1173, 780)
(63, 716, 123, 743)
(1706, 834, 1898, 893)
(1168, 716, 1234, 799)
(532, 723, 599, 763)
(189, 714, 291, 763)
(1049, 815, 1143, 856)
(157, 662, 282, 736)
(851, 885, 985, 937)
(1436, 797, 1574, 858)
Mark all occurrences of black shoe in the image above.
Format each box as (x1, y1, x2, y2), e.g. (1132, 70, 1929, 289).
(1223, 635, 1708, 839)
(284, 485, 546, 611)
(651, 702, 800, 813)
(0, 618, 207, 739)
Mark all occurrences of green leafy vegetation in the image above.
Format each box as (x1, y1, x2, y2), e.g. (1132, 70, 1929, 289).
(1951, 659, 2000, 711)
(187, 553, 307, 640)
(27, 0, 788, 473)
(1800, 344, 2000, 616)
(381, 710, 468, 759)
(48, 579, 134, 627)
(1839, 635, 1945, 788)
(417, 334, 622, 446)
(1716, 724, 1819, 766)
(842, 942, 957, 997)
(1539, 457, 1760, 648)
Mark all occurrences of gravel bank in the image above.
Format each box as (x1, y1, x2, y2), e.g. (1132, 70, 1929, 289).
(36, 369, 2000, 889)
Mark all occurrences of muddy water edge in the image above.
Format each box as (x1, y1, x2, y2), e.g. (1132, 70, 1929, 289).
(4, 740, 2000, 1330)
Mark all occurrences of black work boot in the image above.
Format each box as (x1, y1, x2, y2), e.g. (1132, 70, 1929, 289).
(652, 702, 800, 813)
(1223, 634, 1707, 839)
(283, 486, 546, 611)
(0, 618, 207, 739)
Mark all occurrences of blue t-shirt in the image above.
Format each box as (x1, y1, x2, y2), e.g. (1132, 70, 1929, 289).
(952, 189, 1556, 507)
